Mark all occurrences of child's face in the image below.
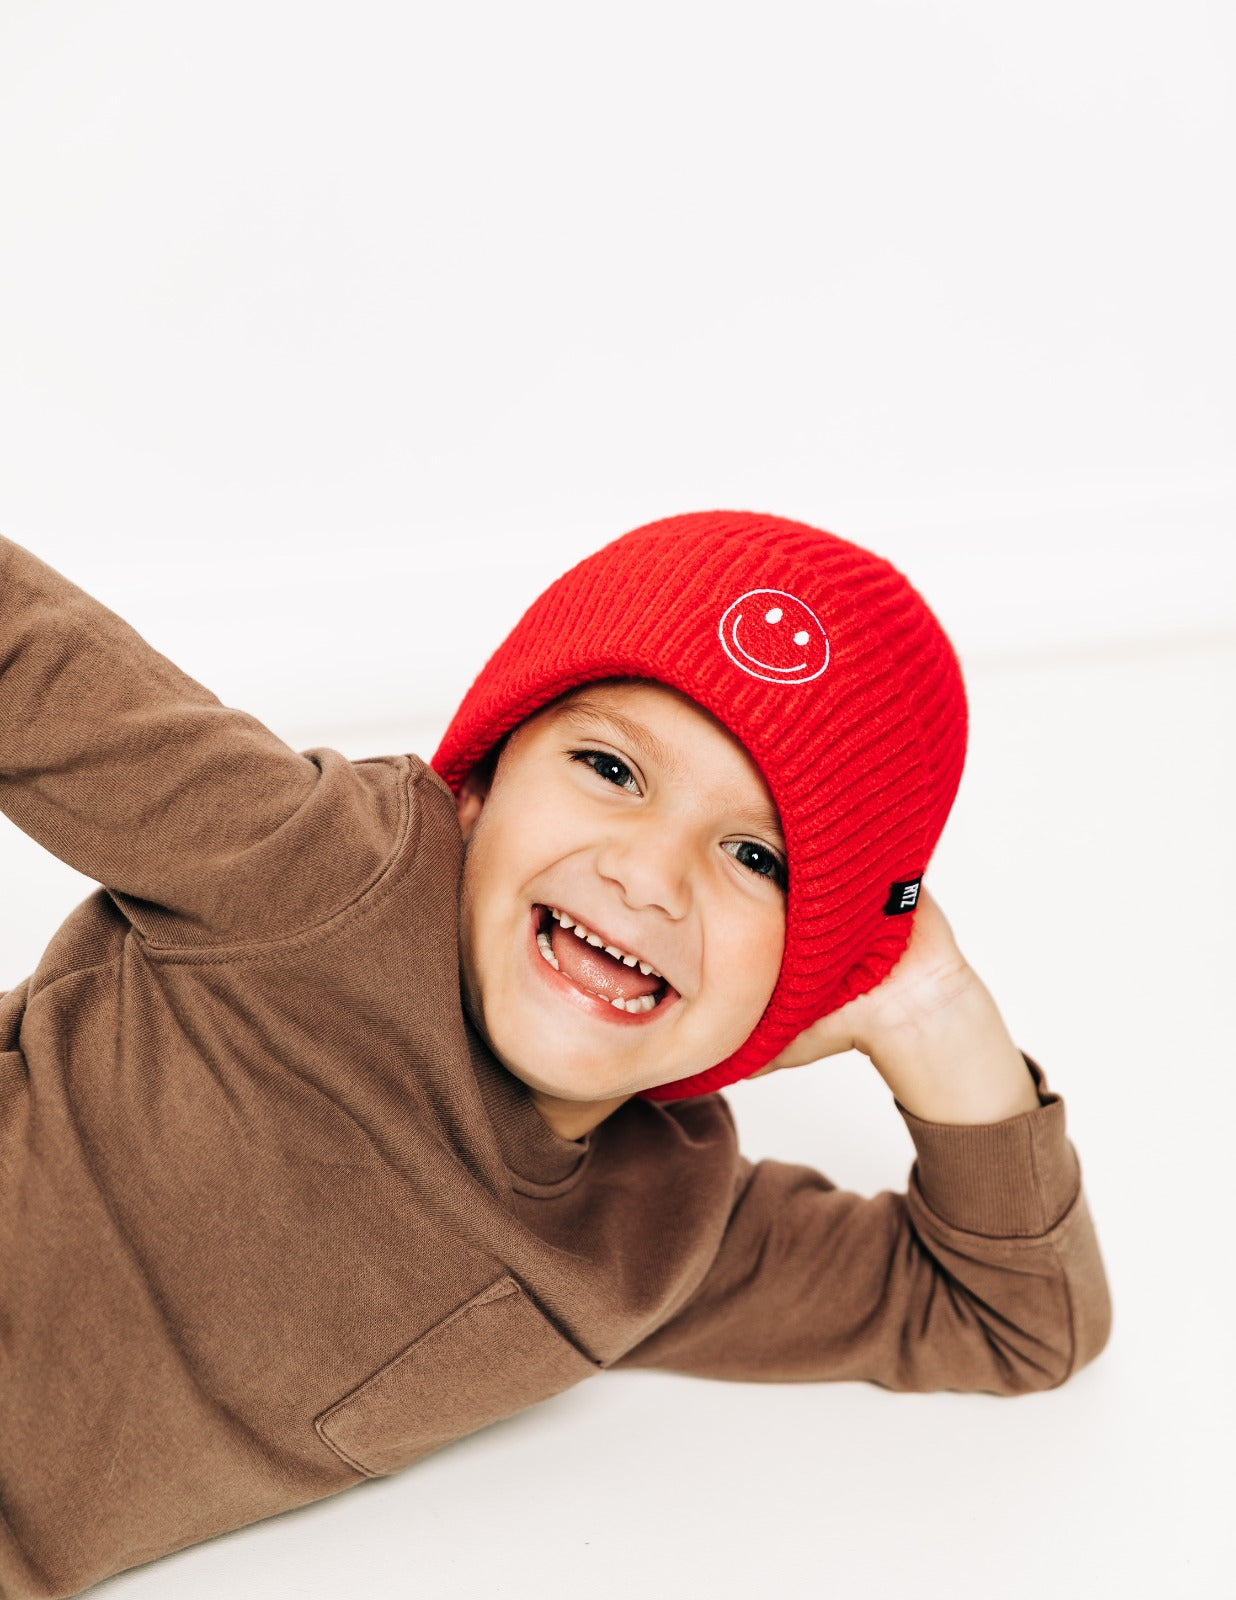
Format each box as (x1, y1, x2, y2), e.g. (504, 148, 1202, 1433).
(454, 681, 786, 1116)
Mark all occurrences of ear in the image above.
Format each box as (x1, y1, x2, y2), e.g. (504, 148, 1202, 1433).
(455, 765, 490, 841)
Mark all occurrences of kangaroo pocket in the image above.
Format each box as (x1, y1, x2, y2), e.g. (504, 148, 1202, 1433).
(314, 1275, 600, 1477)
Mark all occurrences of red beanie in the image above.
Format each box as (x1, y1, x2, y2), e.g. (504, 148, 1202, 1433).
(431, 509, 967, 1102)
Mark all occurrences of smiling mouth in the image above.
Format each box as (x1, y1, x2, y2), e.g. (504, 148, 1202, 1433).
(531, 905, 675, 1016)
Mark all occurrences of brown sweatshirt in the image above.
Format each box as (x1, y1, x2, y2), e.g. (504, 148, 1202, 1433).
(0, 537, 1112, 1598)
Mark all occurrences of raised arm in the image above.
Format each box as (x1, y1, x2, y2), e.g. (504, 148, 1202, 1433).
(611, 1054, 1109, 1392)
(611, 891, 1111, 1392)
(0, 536, 405, 945)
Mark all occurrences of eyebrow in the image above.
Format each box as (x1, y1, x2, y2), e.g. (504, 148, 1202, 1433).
(561, 700, 785, 843)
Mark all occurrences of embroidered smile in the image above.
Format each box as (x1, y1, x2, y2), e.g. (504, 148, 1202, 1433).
(533, 905, 672, 1014)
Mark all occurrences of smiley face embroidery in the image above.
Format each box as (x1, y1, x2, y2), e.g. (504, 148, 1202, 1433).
(718, 589, 830, 684)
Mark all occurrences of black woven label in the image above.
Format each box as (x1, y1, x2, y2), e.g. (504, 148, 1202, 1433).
(883, 876, 923, 916)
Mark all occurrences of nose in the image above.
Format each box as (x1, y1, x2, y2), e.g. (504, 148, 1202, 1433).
(595, 811, 692, 919)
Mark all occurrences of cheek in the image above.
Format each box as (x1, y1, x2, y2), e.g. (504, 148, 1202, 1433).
(758, 929, 787, 1003)
(479, 781, 565, 865)
(723, 906, 786, 1006)
(456, 814, 510, 957)
(454, 867, 483, 998)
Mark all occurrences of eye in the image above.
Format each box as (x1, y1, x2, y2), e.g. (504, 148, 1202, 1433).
(568, 748, 640, 793)
(724, 839, 788, 890)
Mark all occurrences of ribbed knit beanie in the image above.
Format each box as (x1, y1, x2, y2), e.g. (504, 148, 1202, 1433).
(432, 509, 967, 1103)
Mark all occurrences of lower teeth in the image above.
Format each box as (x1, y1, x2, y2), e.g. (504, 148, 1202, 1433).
(536, 929, 660, 1013)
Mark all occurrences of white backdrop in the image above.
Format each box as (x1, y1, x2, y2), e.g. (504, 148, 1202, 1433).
(1, 3, 1233, 1597)
(1, 0, 1232, 733)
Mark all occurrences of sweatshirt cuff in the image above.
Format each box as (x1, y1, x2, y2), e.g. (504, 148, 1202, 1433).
(895, 1055, 1081, 1238)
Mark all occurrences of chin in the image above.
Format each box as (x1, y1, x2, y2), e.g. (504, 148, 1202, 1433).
(501, 1054, 630, 1104)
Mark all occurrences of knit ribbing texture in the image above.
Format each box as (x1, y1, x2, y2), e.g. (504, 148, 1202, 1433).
(432, 510, 968, 1101)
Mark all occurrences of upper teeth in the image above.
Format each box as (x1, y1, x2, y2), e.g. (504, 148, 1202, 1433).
(548, 907, 662, 978)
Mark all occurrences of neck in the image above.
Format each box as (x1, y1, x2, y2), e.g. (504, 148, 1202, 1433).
(529, 1087, 633, 1141)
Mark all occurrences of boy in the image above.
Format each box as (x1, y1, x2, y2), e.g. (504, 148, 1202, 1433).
(0, 510, 1111, 1597)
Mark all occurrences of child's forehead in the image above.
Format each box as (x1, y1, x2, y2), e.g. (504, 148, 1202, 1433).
(539, 678, 719, 744)
(557, 677, 693, 718)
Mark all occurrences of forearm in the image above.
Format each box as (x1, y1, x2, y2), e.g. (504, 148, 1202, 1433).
(861, 969, 1041, 1126)
(0, 535, 359, 943)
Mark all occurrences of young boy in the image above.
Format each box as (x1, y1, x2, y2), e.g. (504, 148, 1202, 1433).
(0, 509, 1111, 1597)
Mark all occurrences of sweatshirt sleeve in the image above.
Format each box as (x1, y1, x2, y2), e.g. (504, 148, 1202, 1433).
(0, 535, 408, 946)
(609, 1056, 1112, 1394)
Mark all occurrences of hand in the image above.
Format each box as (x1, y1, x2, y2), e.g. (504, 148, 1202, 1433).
(751, 886, 977, 1078)
(751, 886, 1041, 1124)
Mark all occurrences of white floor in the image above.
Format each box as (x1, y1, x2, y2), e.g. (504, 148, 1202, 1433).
(4, 632, 1233, 1600)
